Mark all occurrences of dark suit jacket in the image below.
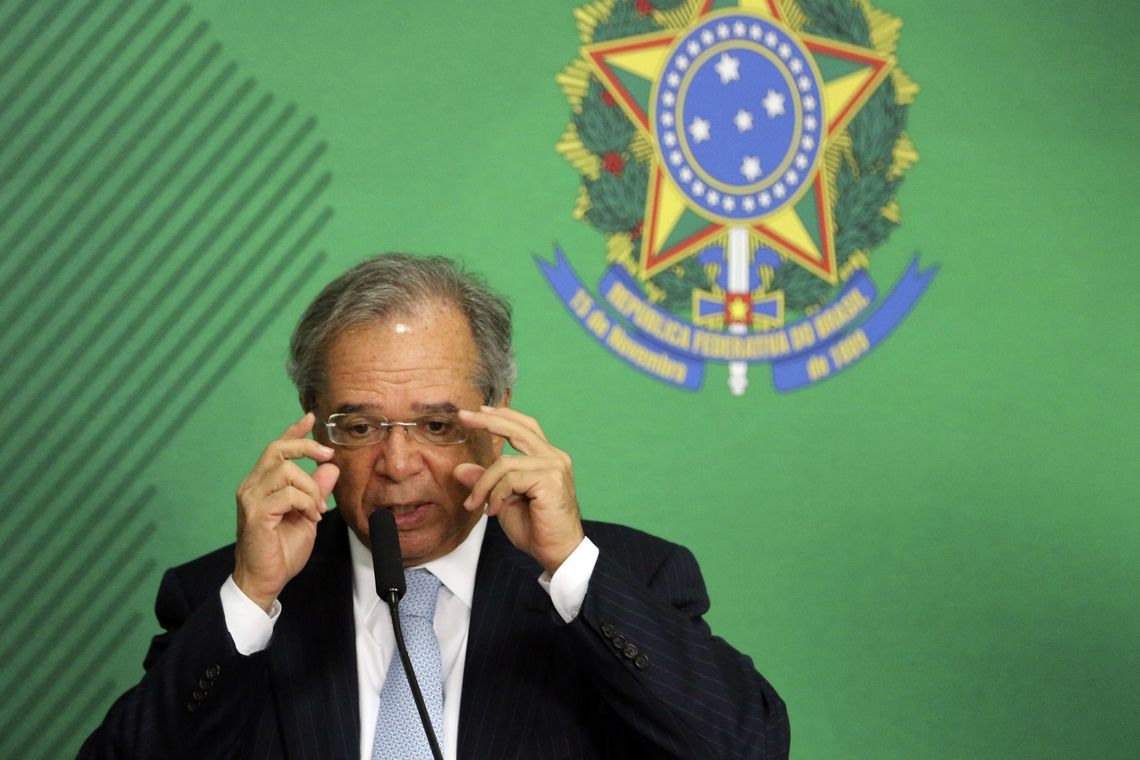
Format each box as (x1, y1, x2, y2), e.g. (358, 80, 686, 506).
(80, 510, 789, 759)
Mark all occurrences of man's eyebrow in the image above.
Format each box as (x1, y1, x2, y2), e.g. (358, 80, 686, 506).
(333, 402, 460, 416)
(335, 403, 381, 414)
(410, 401, 460, 415)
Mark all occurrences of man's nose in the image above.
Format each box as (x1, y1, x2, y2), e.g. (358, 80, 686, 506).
(373, 426, 425, 481)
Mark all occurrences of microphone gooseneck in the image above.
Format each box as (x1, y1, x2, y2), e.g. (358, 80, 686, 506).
(367, 509, 444, 760)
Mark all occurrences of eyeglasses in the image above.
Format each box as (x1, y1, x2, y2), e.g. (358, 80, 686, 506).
(322, 412, 468, 447)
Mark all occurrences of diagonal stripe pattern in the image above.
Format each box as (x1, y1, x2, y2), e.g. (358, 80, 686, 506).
(0, 2, 334, 756)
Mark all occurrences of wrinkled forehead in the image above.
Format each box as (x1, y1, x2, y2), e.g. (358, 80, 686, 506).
(316, 306, 482, 404)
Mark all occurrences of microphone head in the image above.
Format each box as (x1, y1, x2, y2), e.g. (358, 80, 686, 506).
(368, 509, 405, 600)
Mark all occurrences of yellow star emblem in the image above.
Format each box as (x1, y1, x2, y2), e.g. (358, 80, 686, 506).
(582, 0, 894, 285)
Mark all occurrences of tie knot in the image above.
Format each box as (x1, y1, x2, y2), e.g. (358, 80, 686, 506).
(401, 569, 441, 621)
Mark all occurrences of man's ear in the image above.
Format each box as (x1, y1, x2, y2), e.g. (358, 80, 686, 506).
(300, 393, 321, 422)
(301, 394, 328, 444)
(488, 388, 512, 456)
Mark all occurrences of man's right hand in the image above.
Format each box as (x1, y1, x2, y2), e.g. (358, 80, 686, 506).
(232, 413, 340, 612)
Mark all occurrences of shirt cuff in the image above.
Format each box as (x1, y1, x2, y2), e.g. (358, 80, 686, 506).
(537, 537, 599, 623)
(220, 575, 281, 655)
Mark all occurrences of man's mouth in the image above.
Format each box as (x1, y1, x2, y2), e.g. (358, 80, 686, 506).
(383, 502, 428, 513)
(380, 502, 433, 527)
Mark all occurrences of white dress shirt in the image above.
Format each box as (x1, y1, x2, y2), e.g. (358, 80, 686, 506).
(221, 515, 599, 760)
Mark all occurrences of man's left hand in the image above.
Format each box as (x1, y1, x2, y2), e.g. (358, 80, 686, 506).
(455, 406, 584, 575)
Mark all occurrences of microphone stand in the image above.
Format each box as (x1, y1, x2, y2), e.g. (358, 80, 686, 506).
(382, 591, 445, 760)
(370, 509, 444, 760)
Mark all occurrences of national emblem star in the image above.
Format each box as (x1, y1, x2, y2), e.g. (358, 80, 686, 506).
(688, 117, 711, 143)
(762, 90, 785, 118)
(715, 53, 740, 84)
(734, 109, 754, 132)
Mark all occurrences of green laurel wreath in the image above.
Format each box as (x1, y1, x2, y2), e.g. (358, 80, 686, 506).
(571, 0, 913, 315)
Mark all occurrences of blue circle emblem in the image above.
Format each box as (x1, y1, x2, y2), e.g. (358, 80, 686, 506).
(653, 13, 825, 222)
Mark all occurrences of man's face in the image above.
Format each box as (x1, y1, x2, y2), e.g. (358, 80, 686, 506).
(313, 303, 504, 564)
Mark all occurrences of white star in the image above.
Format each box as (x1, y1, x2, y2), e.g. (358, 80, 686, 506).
(803, 95, 816, 111)
(663, 132, 677, 147)
(785, 169, 799, 185)
(789, 58, 803, 74)
(707, 190, 721, 205)
(778, 43, 791, 59)
(675, 54, 689, 70)
(749, 24, 763, 40)
(667, 72, 681, 87)
(798, 75, 812, 93)
(762, 90, 785, 118)
(679, 167, 693, 182)
(723, 196, 736, 211)
(716, 23, 730, 39)
(740, 155, 762, 181)
(759, 192, 772, 207)
(801, 135, 816, 150)
(663, 91, 675, 107)
(743, 196, 756, 212)
(764, 31, 778, 48)
(661, 111, 675, 127)
(794, 153, 808, 169)
(688, 116, 711, 143)
(714, 53, 740, 84)
(733, 109, 754, 132)
(687, 41, 701, 56)
(805, 115, 818, 131)
(773, 183, 786, 198)
(733, 21, 746, 37)
(692, 180, 705, 196)
(701, 30, 715, 45)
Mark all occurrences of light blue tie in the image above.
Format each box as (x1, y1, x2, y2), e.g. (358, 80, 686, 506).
(372, 569, 444, 760)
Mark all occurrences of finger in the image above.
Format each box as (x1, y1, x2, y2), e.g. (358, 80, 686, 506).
(480, 405, 546, 435)
(484, 470, 539, 516)
(458, 408, 551, 456)
(281, 412, 317, 439)
(245, 485, 325, 524)
(462, 455, 554, 509)
(257, 436, 336, 472)
(312, 462, 340, 502)
(453, 462, 486, 490)
(243, 459, 327, 515)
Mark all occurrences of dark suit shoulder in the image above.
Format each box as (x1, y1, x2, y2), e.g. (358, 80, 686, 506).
(581, 518, 691, 572)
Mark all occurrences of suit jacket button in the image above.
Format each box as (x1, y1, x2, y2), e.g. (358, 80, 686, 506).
(206, 665, 222, 679)
(186, 701, 199, 713)
(612, 634, 626, 649)
(634, 654, 649, 670)
(199, 677, 214, 690)
(192, 689, 206, 701)
(601, 623, 615, 639)
(623, 644, 638, 659)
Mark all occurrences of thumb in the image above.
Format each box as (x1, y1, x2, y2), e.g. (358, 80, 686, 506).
(453, 462, 486, 490)
(313, 462, 340, 500)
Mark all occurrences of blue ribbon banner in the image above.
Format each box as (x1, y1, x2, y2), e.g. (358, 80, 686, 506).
(536, 247, 936, 392)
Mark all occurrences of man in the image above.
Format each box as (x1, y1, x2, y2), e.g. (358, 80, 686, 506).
(81, 254, 789, 759)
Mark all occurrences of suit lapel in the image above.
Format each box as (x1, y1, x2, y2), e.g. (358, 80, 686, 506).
(270, 511, 361, 759)
(457, 519, 553, 760)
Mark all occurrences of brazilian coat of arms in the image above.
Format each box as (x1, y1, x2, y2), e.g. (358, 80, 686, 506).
(539, 0, 936, 394)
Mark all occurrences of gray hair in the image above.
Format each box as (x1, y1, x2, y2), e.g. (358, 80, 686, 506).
(288, 253, 516, 407)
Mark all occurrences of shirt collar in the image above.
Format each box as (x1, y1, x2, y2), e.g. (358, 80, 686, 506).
(349, 514, 487, 617)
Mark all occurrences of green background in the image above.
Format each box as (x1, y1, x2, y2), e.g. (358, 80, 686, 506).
(0, 1, 1136, 757)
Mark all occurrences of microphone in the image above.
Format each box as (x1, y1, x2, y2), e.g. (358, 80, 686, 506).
(367, 510, 444, 760)
(370, 509, 406, 603)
